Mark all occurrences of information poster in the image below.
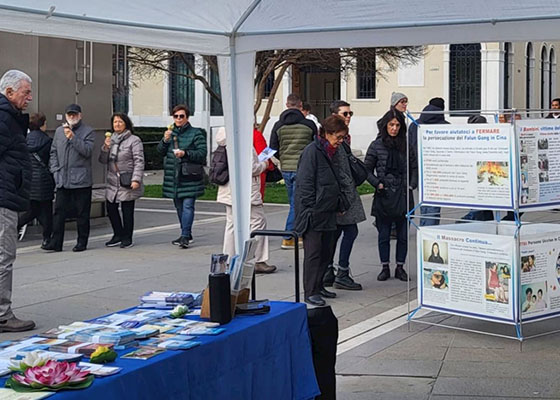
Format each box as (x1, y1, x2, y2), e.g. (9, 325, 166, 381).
(519, 229, 560, 321)
(517, 119, 560, 209)
(418, 124, 515, 209)
(418, 226, 516, 323)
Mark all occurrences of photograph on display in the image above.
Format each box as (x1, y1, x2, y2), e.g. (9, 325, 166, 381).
(423, 268, 448, 290)
(538, 138, 549, 150)
(521, 255, 536, 272)
(484, 262, 510, 304)
(521, 282, 548, 314)
(476, 161, 509, 186)
(422, 240, 448, 265)
(538, 154, 549, 171)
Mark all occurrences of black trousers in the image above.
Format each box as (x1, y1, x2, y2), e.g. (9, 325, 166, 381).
(303, 229, 337, 298)
(51, 187, 92, 250)
(18, 200, 53, 241)
(106, 200, 135, 241)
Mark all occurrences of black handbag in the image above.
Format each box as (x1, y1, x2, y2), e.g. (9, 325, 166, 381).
(342, 142, 368, 186)
(373, 186, 405, 219)
(119, 171, 133, 188)
(180, 161, 204, 181)
(266, 165, 283, 183)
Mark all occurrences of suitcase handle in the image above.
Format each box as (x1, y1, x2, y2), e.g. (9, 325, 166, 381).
(250, 230, 300, 303)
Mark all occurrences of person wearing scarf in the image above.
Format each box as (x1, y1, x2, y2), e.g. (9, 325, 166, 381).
(99, 113, 144, 248)
(294, 115, 348, 307)
(365, 109, 418, 282)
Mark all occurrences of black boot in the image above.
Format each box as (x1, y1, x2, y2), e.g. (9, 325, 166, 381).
(323, 265, 336, 287)
(377, 264, 390, 281)
(334, 267, 362, 290)
(395, 264, 409, 281)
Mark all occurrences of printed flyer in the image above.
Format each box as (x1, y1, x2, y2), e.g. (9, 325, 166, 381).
(519, 227, 560, 321)
(418, 124, 515, 209)
(418, 226, 516, 323)
(517, 119, 560, 209)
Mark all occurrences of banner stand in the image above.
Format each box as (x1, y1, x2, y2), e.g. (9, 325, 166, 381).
(404, 108, 560, 349)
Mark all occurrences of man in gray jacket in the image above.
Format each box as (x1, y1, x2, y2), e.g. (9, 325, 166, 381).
(44, 104, 94, 252)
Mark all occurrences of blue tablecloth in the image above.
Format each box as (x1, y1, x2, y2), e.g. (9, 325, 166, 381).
(2, 302, 320, 400)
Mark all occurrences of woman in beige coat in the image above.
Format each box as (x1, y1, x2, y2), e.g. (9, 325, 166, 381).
(99, 113, 145, 248)
(215, 127, 276, 273)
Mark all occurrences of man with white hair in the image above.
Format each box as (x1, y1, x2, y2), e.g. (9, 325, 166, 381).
(0, 69, 35, 332)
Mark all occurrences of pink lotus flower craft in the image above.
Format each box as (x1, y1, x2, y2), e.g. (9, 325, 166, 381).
(12, 360, 90, 389)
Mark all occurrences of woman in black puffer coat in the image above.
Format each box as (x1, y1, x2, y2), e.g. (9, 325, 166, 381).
(365, 109, 417, 282)
(18, 112, 54, 248)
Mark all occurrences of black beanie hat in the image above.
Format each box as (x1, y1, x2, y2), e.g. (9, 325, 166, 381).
(429, 97, 445, 110)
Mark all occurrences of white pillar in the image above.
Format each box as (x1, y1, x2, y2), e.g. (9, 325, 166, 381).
(481, 46, 503, 112)
(218, 52, 256, 255)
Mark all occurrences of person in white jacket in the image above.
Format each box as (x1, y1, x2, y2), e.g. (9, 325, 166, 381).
(215, 127, 277, 274)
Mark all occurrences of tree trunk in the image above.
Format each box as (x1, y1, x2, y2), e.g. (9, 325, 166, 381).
(257, 63, 290, 133)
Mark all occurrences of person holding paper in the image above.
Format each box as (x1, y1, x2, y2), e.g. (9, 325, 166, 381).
(365, 109, 417, 282)
(216, 127, 277, 274)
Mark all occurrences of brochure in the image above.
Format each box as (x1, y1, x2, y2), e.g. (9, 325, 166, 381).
(78, 362, 122, 377)
(122, 346, 166, 360)
(257, 147, 277, 163)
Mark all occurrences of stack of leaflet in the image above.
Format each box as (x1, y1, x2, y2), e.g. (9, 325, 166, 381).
(49, 341, 115, 357)
(140, 291, 196, 308)
(72, 326, 136, 345)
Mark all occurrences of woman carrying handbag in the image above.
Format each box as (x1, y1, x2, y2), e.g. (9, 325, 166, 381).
(99, 113, 145, 248)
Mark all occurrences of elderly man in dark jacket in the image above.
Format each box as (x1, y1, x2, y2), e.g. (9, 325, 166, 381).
(0, 69, 35, 332)
(17, 112, 54, 249)
(45, 104, 95, 252)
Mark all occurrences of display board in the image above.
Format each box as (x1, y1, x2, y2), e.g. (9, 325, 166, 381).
(418, 224, 517, 323)
(418, 124, 516, 210)
(517, 119, 560, 210)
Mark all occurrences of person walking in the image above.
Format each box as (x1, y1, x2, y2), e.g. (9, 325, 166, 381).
(45, 103, 95, 252)
(0, 69, 35, 332)
(323, 100, 364, 291)
(365, 109, 417, 282)
(157, 104, 206, 249)
(270, 93, 317, 249)
(17, 112, 54, 249)
(295, 115, 348, 306)
(215, 127, 277, 273)
(99, 113, 145, 248)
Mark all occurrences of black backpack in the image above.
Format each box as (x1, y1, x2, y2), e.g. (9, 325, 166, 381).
(209, 145, 229, 185)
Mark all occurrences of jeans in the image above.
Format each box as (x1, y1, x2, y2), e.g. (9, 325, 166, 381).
(461, 209, 494, 221)
(377, 216, 408, 264)
(328, 224, 359, 269)
(174, 197, 196, 238)
(282, 171, 296, 238)
(106, 200, 135, 241)
(0, 207, 17, 320)
(420, 206, 441, 226)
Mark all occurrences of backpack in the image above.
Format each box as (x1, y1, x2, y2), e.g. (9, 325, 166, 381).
(209, 145, 229, 185)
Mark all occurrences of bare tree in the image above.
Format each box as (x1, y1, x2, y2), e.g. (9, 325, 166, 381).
(127, 46, 425, 131)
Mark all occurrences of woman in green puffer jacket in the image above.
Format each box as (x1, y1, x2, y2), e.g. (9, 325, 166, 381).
(157, 104, 207, 249)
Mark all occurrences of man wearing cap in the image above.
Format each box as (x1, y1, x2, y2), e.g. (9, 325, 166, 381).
(45, 104, 95, 252)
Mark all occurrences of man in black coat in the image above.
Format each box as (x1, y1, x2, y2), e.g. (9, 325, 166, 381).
(0, 69, 35, 332)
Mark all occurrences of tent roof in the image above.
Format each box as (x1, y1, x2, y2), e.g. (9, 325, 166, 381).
(2, 0, 560, 55)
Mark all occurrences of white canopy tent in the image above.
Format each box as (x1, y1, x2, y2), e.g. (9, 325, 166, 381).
(1, 0, 560, 253)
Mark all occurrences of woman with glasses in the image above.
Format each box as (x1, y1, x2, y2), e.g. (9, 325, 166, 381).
(157, 104, 207, 248)
(365, 109, 417, 282)
(294, 115, 349, 306)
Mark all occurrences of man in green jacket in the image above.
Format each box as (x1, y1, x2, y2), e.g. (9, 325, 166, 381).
(157, 104, 207, 248)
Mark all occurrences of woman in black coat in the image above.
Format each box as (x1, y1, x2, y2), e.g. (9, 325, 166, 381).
(17, 112, 54, 248)
(294, 115, 348, 306)
(365, 109, 417, 282)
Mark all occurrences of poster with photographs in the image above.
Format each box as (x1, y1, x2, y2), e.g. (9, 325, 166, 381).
(418, 124, 515, 210)
(519, 228, 560, 320)
(517, 119, 560, 209)
(418, 226, 515, 323)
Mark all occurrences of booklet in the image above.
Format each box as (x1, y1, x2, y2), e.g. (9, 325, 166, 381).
(78, 362, 122, 377)
(122, 346, 166, 360)
(0, 388, 54, 399)
(257, 147, 277, 163)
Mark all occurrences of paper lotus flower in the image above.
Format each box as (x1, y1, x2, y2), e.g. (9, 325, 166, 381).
(10, 351, 51, 372)
(7, 360, 93, 392)
(170, 304, 188, 318)
(89, 346, 117, 364)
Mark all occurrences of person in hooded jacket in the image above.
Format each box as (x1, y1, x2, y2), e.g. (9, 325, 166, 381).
(17, 112, 54, 249)
(294, 115, 347, 307)
(365, 109, 418, 282)
(99, 113, 144, 249)
(270, 93, 317, 250)
(216, 127, 277, 274)
(408, 97, 448, 227)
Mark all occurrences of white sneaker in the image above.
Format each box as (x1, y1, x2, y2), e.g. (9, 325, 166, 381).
(18, 224, 27, 241)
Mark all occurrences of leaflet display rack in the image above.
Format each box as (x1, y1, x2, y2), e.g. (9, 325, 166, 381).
(406, 109, 560, 343)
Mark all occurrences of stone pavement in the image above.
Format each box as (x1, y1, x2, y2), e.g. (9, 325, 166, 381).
(9, 190, 560, 399)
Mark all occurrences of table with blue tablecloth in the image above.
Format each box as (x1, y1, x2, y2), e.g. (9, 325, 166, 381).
(1, 301, 320, 400)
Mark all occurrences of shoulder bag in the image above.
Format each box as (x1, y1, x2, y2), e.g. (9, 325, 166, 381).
(342, 142, 368, 186)
(174, 136, 204, 182)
